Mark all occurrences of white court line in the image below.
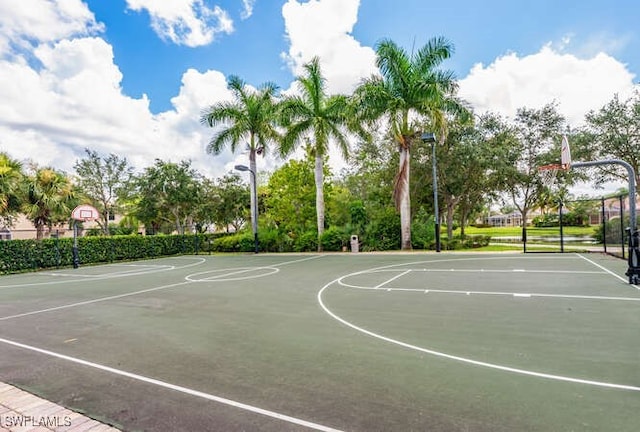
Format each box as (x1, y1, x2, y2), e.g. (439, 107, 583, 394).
(270, 255, 325, 267)
(339, 278, 640, 302)
(374, 270, 411, 289)
(368, 268, 606, 275)
(42, 265, 175, 279)
(0, 281, 192, 321)
(317, 277, 640, 392)
(0, 257, 206, 290)
(0, 337, 342, 432)
(186, 267, 279, 282)
(1, 255, 321, 320)
(577, 253, 633, 286)
(38, 272, 109, 279)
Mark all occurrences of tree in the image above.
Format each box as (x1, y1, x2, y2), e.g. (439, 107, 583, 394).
(21, 166, 77, 239)
(279, 57, 356, 251)
(201, 76, 280, 241)
(134, 160, 202, 234)
(264, 149, 329, 235)
(497, 104, 566, 233)
(341, 131, 397, 213)
(583, 92, 640, 188)
(427, 115, 494, 239)
(74, 148, 134, 235)
(209, 173, 250, 233)
(354, 37, 467, 250)
(0, 152, 24, 226)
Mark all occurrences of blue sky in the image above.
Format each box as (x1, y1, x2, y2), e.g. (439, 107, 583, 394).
(82, 0, 639, 113)
(0, 0, 638, 194)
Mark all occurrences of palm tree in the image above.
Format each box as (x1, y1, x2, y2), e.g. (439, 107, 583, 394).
(354, 37, 467, 250)
(0, 152, 24, 226)
(201, 76, 280, 238)
(22, 166, 77, 239)
(279, 57, 356, 251)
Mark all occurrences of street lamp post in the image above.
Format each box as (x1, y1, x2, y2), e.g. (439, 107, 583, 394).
(235, 164, 259, 254)
(421, 132, 440, 252)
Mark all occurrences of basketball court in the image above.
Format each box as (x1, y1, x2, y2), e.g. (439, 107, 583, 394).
(1, 252, 638, 431)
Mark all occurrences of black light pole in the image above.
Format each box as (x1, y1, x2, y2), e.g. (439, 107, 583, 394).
(235, 164, 259, 254)
(421, 132, 440, 252)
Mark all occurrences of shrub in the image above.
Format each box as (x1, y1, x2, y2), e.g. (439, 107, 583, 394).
(533, 214, 559, 227)
(363, 208, 401, 251)
(592, 216, 627, 245)
(320, 226, 348, 251)
(293, 231, 317, 252)
(411, 209, 435, 250)
(0, 233, 227, 274)
(439, 234, 491, 251)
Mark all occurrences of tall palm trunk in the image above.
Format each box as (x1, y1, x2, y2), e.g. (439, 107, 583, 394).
(315, 153, 325, 252)
(396, 146, 412, 250)
(36, 223, 45, 240)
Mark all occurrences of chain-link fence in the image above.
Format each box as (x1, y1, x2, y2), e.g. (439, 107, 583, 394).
(523, 194, 634, 257)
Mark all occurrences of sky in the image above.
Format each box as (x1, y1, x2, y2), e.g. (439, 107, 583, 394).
(0, 0, 638, 196)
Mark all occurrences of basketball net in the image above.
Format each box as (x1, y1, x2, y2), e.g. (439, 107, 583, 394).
(538, 164, 567, 191)
(538, 135, 572, 190)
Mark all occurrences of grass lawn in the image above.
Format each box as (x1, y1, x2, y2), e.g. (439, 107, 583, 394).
(455, 225, 598, 238)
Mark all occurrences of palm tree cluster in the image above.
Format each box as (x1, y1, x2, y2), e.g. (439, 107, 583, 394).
(201, 37, 465, 250)
(4, 37, 635, 248)
(0, 154, 78, 240)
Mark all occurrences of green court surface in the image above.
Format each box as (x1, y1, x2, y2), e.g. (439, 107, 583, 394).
(0, 252, 638, 431)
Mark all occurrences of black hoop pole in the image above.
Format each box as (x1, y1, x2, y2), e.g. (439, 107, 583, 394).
(72, 221, 79, 269)
(559, 201, 564, 253)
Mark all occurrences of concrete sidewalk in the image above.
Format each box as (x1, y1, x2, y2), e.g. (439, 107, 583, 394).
(0, 382, 120, 432)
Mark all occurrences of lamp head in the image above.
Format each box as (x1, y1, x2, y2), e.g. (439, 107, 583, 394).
(421, 132, 437, 143)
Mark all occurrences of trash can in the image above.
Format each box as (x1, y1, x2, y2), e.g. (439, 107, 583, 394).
(350, 235, 359, 253)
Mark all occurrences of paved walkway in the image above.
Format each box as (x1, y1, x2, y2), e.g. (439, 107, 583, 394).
(0, 383, 120, 432)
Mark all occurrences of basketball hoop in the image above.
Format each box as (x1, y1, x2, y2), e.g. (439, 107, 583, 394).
(70, 204, 99, 270)
(538, 135, 573, 190)
(538, 163, 568, 190)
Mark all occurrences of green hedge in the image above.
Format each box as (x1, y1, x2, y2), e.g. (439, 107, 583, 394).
(438, 235, 491, 250)
(0, 233, 228, 275)
(0, 230, 495, 275)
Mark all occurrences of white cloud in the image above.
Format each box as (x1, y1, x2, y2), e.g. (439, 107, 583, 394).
(0, 34, 238, 179)
(459, 45, 637, 126)
(278, 0, 379, 174)
(241, 0, 256, 20)
(281, 0, 376, 95)
(125, 0, 234, 47)
(0, 0, 103, 55)
(458, 44, 637, 196)
(1, 0, 638, 198)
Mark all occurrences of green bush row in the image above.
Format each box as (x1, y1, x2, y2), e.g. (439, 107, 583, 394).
(208, 227, 490, 253)
(439, 235, 491, 250)
(0, 229, 493, 275)
(0, 233, 228, 274)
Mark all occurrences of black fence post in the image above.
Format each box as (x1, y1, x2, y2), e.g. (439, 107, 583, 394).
(601, 198, 607, 254)
(626, 228, 640, 285)
(559, 201, 564, 253)
(620, 195, 626, 260)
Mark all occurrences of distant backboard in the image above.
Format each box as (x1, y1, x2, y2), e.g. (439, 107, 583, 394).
(560, 135, 572, 168)
(71, 204, 100, 221)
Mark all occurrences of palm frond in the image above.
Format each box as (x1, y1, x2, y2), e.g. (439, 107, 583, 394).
(415, 36, 454, 71)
